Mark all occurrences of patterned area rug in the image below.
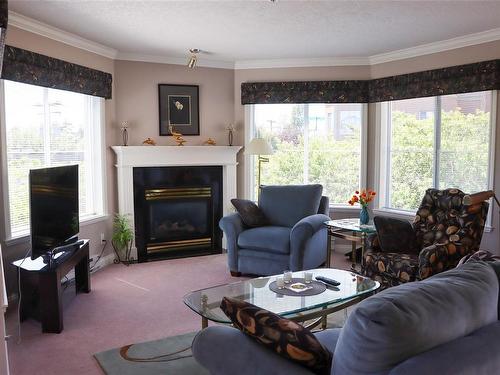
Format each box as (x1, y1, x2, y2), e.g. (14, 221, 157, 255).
(94, 332, 209, 375)
(94, 311, 349, 374)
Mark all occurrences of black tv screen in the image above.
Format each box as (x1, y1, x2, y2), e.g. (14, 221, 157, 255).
(30, 165, 79, 259)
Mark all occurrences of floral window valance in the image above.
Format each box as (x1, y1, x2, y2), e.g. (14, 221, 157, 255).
(0, 0, 7, 75)
(241, 59, 500, 105)
(1, 45, 113, 99)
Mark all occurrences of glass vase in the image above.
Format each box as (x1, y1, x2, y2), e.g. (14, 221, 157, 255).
(359, 205, 369, 225)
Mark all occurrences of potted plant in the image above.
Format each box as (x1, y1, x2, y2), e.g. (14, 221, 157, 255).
(112, 213, 134, 265)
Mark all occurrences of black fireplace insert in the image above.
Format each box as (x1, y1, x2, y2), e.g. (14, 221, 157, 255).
(133, 166, 223, 262)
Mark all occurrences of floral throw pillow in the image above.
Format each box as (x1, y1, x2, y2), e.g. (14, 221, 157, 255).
(220, 296, 332, 375)
(231, 199, 268, 227)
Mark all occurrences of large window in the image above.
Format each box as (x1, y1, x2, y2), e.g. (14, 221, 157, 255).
(1, 80, 105, 239)
(249, 103, 366, 204)
(379, 91, 495, 212)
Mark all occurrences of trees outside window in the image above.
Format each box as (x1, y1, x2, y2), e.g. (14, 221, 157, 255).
(383, 91, 493, 211)
(251, 103, 365, 204)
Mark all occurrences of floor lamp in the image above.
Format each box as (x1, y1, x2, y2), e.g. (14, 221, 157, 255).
(245, 138, 274, 199)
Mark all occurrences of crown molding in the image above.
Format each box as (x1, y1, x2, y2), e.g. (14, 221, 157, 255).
(234, 56, 370, 70)
(116, 52, 235, 69)
(369, 27, 500, 65)
(7, 11, 500, 70)
(7, 11, 118, 59)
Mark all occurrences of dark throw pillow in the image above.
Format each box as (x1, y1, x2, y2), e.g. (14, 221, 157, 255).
(231, 198, 268, 227)
(220, 296, 332, 375)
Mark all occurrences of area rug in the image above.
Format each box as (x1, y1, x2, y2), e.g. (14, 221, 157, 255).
(94, 331, 209, 375)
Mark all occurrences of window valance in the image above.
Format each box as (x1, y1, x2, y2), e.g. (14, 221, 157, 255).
(1, 45, 113, 99)
(240, 80, 369, 104)
(241, 59, 500, 105)
(0, 1, 7, 75)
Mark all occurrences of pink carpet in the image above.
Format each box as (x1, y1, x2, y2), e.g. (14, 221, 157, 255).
(6, 252, 350, 375)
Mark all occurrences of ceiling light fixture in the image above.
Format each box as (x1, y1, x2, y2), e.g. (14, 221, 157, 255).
(187, 48, 200, 69)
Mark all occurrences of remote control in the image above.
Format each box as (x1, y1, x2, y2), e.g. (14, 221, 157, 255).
(315, 276, 341, 286)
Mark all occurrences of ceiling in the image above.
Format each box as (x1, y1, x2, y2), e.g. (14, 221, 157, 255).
(8, 0, 500, 67)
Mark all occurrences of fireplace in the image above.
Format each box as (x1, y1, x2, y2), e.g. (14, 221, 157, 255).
(133, 166, 223, 262)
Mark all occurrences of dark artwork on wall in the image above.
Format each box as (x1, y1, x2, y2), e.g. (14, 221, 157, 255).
(159, 84, 200, 136)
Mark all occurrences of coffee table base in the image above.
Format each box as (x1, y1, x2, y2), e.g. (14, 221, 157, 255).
(197, 294, 371, 330)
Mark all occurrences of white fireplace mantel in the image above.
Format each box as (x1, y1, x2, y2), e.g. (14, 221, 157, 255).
(111, 146, 242, 259)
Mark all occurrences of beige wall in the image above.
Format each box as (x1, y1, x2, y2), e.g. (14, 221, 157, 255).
(114, 60, 234, 146)
(0, 27, 117, 296)
(2, 26, 500, 297)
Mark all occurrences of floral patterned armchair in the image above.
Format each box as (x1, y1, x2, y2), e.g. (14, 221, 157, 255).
(362, 188, 489, 288)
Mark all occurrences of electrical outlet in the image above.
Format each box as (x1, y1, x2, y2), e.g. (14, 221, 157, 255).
(100, 233, 105, 243)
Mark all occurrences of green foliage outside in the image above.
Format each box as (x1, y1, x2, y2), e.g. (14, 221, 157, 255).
(257, 107, 490, 211)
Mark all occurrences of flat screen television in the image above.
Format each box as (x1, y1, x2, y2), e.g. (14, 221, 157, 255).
(30, 165, 79, 260)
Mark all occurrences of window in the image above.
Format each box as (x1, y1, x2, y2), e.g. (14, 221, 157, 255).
(1, 80, 105, 239)
(248, 103, 366, 204)
(378, 91, 495, 212)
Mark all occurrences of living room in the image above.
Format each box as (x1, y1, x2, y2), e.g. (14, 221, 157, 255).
(1, 1, 500, 374)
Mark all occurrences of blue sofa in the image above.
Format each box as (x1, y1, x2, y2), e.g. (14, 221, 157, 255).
(220, 184, 330, 276)
(192, 261, 500, 374)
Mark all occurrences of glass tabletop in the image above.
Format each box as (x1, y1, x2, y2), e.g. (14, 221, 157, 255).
(183, 269, 379, 324)
(325, 218, 376, 233)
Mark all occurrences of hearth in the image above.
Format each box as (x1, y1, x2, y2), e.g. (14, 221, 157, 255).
(133, 166, 223, 262)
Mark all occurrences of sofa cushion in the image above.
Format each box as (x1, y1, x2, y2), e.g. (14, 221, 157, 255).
(390, 321, 500, 375)
(238, 226, 291, 254)
(220, 296, 332, 375)
(259, 185, 323, 227)
(231, 198, 269, 227)
(333, 261, 499, 374)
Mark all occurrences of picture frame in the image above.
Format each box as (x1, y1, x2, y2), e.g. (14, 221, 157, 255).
(158, 84, 200, 136)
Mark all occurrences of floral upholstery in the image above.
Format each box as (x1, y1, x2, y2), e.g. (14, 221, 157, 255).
(363, 188, 489, 288)
(220, 296, 332, 375)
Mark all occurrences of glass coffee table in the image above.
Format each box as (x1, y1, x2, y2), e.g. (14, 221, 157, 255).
(183, 268, 379, 329)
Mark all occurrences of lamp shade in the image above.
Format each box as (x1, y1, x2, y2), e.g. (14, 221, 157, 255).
(245, 138, 274, 156)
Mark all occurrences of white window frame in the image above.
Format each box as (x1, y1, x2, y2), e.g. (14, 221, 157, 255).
(244, 103, 368, 210)
(0, 81, 108, 244)
(374, 91, 497, 230)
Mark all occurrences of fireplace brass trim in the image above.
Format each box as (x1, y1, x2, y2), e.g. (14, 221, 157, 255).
(147, 237, 212, 253)
(145, 187, 212, 201)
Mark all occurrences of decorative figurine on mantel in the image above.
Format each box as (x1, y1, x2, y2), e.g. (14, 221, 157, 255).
(142, 137, 156, 146)
(203, 138, 217, 146)
(169, 123, 186, 146)
(120, 121, 130, 146)
(226, 123, 235, 146)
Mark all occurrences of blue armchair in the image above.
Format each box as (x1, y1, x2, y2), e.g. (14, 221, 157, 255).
(220, 185, 330, 276)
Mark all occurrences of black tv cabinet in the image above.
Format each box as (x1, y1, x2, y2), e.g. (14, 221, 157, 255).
(13, 240, 90, 333)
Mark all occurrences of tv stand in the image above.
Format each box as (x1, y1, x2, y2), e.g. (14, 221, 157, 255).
(13, 240, 90, 333)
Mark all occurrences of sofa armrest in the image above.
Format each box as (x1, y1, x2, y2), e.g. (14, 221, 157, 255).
(219, 213, 245, 271)
(290, 214, 331, 269)
(418, 243, 450, 279)
(192, 326, 314, 375)
(373, 216, 419, 254)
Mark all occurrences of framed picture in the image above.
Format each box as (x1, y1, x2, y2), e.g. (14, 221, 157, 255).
(158, 84, 200, 136)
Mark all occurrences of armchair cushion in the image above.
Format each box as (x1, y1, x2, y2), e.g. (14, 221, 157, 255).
(364, 252, 419, 284)
(374, 216, 419, 254)
(238, 226, 291, 255)
(220, 296, 332, 375)
(259, 185, 323, 227)
(231, 198, 268, 227)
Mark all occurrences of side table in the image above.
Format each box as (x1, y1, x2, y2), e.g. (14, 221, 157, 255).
(325, 219, 376, 272)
